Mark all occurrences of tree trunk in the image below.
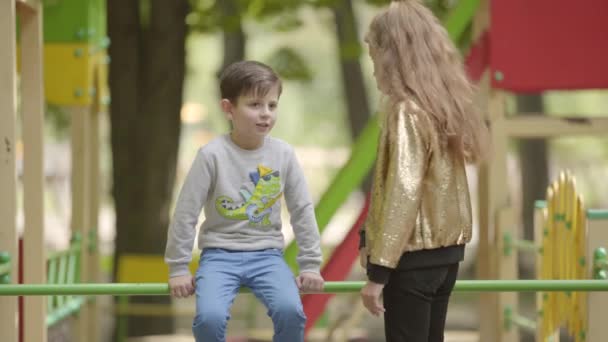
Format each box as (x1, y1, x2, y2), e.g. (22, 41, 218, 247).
(331, 0, 372, 191)
(516, 95, 549, 240)
(218, 0, 246, 77)
(107, 0, 189, 337)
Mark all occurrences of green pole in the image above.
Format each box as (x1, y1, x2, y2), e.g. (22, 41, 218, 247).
(1, 280, 608, 296)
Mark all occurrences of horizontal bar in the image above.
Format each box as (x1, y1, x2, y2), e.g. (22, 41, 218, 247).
(1, 280, 608, 296)
(535, 200, 608, 219)
(588, 209, 608, 220)
(503, 116, 608, 138)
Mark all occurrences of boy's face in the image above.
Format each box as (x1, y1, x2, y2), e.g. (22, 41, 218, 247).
(221, 84, 280, 148)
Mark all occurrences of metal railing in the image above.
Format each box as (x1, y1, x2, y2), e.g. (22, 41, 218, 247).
(1, 280, 608, 296)
(0, 252, 11, 284)
(45, 233, 86, 326)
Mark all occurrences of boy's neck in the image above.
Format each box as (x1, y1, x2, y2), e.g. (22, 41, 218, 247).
(229, 132, 265, 150)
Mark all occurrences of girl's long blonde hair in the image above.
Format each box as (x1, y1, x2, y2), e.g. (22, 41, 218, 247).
(367, 0, 488, 162)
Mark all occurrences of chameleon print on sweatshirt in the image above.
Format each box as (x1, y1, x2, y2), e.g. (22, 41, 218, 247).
(215, 165, 282, 226)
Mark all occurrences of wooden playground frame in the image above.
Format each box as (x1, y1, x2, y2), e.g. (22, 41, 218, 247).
(1, 1, 45, 341)
(1, 1, 102, 341)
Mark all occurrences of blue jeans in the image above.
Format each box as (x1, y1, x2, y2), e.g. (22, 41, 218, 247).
(192, 248, 306, 342)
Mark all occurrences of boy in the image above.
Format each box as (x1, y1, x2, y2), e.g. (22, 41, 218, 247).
(164, 60, 324, 342)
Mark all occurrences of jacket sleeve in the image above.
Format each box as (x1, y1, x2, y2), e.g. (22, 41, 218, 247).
(366, 108, 429, 272)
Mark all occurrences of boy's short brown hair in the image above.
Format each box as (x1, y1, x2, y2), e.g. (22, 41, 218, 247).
(219, 61, 282, 103)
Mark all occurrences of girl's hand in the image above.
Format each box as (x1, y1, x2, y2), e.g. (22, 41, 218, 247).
(168, 274, 195, 298)
(360, 280, 385, 316)
(296, 272, 325, 293)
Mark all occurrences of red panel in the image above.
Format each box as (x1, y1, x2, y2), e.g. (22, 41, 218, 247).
(490, 0, 608, 91)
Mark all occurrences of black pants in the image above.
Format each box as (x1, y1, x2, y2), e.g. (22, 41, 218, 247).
(383, 263, 459, 342)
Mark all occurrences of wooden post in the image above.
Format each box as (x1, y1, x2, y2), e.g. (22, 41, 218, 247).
(497, 207, 519, 342)
(533, 205, 544, 341)
(86, 73, 102, 341)
(471, 0, 504, 340)
(586, 216, 608, 340)
(19, 1, 47, 341)
(0, 1, 19, 341)
(486, 91, 516, 342)
(70, 106, 91, 341)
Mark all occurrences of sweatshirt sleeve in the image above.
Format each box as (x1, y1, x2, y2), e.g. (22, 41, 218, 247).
(283, 146, 322, 274)
(165, 148, 213, 278)
(366, 108, 429, 272)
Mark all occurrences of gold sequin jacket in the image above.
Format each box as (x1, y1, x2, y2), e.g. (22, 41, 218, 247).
(364, 101, 472, 269)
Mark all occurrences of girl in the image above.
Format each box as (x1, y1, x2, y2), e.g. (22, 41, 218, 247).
(358, 1, 488, 341)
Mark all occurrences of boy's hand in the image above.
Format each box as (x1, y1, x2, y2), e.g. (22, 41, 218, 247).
(168, 274, 195, 298)
(296, 272, 324, 293)
(359, 247, 367, 268)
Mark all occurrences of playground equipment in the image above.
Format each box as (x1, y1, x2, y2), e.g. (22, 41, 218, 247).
(2, 0, 608, 342)
(1, 0, 106, 341)
(471, 0, 608, 339)
(288, 1, 608, 339)
(500, 172, 608, 341)
(1, 1, 45, 342)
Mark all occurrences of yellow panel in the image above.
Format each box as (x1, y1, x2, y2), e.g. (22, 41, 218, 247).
(17, 43, 107, 106)
(117, 254, 199, 283)
(44, 44, 94, 106)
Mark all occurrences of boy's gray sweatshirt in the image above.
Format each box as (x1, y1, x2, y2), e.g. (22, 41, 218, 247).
(165, 134, 322, 278)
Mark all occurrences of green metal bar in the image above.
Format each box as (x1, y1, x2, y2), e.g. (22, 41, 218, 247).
(511, 314, 537, 333)
(587, 209, 608, 220)
(46, 241, 82, 262)
(66, 250, 77, 303)
(67, 238, 82, 283)
(0, 252, 11, 281)
(56, 254, 68, 307)
(47, 258, 58, 312)
(1, 280, 608, 296)
(594, 248, 607, 280)
(444, 0, 480, 42)
(535, 200, 547, 209)
(534, 200, 608, 220)
(504, 307, 537, 333)
(46, 296, 87, 327)
(503, 232, 538, 256)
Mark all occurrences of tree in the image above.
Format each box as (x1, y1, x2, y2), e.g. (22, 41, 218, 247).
(107, 0, 189, 337)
